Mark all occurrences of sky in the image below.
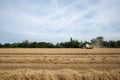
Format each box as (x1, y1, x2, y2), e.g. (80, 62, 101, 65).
(0, 0, 120, 43)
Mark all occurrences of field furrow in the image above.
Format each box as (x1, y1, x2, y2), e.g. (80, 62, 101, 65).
(0, 48, 120, 80)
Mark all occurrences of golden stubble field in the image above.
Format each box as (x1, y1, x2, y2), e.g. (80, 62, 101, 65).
(0, 48, 120, 80)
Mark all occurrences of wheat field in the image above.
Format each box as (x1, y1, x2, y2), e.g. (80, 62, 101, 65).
(0, 48, 120, 80)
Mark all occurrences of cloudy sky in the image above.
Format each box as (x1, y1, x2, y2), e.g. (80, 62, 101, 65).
(0, 0, 120, 43)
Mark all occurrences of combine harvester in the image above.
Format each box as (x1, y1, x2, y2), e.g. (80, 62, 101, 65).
(82, 43, 94, 49)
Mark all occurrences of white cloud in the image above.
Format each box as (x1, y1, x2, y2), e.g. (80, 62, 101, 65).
(0, 0, 120, 43)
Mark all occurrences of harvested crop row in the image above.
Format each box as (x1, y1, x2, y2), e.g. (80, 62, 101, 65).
(0, 55, 120, 58)
(0, 57, 119, 64)
(0, 69, 119, 80)
(0, 48, 120, 55)
(0, 63, 119, 70)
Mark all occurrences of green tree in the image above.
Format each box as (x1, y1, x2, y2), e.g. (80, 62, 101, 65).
(59, 38, 80, 48)
(0, 43, 2, 48)
(30, 41, 38, 48)
(4, 43, 10, 48)
(11, 43, 18, 48)
(115, 40, 120, 48)
(22, 40, 29, 48)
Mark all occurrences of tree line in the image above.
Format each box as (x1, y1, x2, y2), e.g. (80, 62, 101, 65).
(0, 37, 120, 48)
(91, 37, 120, 48)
